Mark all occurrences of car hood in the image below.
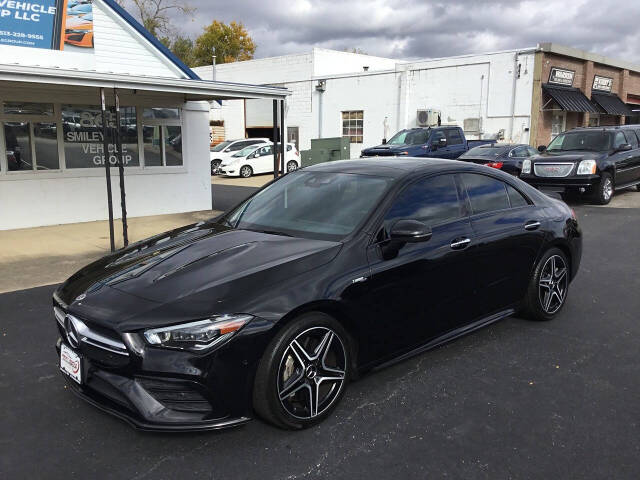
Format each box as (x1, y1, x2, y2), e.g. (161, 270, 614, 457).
(532, 151, 606, 163)
(363, 144, 409, 152)
(56, 222, 341, 330)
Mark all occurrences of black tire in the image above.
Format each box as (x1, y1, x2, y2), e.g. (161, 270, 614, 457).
(522, 248, 570, 321)
(286, 160, 299, 172)
(211, 159, 221, 175)
(592, 172, 614, 205)
(253, 312, 351, 429)
(239, 165, 253, 178)
(636, 183, 640, 192)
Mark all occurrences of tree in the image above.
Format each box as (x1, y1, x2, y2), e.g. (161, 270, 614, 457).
(192, 21, 256, 67)
(161, 35, 196, 66)
(123, 0, 195, 37)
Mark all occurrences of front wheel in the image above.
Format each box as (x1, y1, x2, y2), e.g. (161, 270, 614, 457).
(253, 313, 351, 429)
(593, 172, 613, 205)
(239, 165, 253, 178)
(211, 159, 221, 175)
(522, 248, 570, 321)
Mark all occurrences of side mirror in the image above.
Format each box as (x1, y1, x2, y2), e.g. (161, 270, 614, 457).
(382, 138, 387, 144)
(224, 148, 231, 153)
(537, 145, 547, 152)
(389, 219, 432, 243)
(616, 143, 632, 152)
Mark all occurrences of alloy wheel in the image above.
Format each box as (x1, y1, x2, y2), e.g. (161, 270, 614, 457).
(286, 161, 298, 172)
(277, 327, 346, 420)
(538, 255, 568, 314)
(603, 177, 613, 201)
(240, 166, 252, 178)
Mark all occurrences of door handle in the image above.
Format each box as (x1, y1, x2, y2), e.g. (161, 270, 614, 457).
(524, 221, 541, 231)
(450, 237, 471, 250)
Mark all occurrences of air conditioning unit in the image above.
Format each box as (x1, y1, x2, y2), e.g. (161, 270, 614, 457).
(463, 118, 481, 133)
(417, 109, 440, 127)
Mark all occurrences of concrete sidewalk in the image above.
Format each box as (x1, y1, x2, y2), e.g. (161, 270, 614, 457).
(0, 210, 220, 294)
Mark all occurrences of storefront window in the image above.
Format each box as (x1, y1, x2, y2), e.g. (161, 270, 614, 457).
(142, 108, 182, 167)
(4, 102, 54, 116)
(143, 126, 163, 167)
(4, 122, 33, 171)
(34, 123, 60, 170)
(62, 105, 139, 168)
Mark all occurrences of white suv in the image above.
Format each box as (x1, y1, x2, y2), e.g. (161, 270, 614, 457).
(210, 138, 269, 175)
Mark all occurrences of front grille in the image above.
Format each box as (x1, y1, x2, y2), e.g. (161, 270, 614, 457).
(138, 378, 213, 413)
(534, 163, 574, 177)
(362, 151, 396, 157)
(53, 304, 129, 358)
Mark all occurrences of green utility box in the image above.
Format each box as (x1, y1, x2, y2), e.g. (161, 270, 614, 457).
(301, 137, 351, 167)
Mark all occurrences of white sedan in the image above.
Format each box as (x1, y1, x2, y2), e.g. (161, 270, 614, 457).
(219, 143, 300, 178)
(210, 138, 269, 175)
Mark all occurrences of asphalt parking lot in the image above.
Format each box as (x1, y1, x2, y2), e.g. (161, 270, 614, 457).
(1, 202, 639, 479)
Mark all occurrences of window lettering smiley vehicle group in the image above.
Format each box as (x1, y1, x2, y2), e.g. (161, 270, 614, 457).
(53, 158, 581, 431)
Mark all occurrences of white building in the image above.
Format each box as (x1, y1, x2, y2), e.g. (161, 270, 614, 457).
(0, 0, 287, 232)
(194, 47, 536, 156)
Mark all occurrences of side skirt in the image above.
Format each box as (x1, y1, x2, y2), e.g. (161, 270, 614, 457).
(369, 308, 516, 372)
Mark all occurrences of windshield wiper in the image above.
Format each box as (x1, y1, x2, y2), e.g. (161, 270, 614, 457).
(250, 229, 293, 237)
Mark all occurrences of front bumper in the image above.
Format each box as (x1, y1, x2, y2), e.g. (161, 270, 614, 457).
(519, 173, 601, 189)
(56, 337, 250, 432)
(218, 167, 239, 176)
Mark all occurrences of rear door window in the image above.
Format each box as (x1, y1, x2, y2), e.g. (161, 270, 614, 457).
(445, 129, 463, 145)
(506, 185, 529, 208)
(384, 174, 463, 229)
(461, 173, 510, 214)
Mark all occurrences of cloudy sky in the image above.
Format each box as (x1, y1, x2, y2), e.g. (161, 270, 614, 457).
(138, 0, 640, 62)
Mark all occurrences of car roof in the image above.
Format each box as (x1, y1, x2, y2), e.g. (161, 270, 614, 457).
(304, 157, 489, 178)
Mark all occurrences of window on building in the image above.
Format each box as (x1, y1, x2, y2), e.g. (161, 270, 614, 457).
(62, 105, 139, 169)
(342, 111, 363, 144)
(142, 108, 182, 167)
(2, 101, 59, 172)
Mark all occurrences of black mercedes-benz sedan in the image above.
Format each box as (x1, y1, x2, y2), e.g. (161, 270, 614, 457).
(457, 143, 538, 176)
(53, 158, 582, 431)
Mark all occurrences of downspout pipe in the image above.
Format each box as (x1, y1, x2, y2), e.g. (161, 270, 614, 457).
(509, 51, 522, 141)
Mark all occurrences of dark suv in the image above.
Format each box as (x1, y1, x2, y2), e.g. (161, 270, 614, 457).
(520, 126, 640, 204)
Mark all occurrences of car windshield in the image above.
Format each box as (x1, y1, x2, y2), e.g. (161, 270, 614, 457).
(211, 141, 231, 152)
(387, 129, 430, 145)
(221, 171, 392, 241)
(463, 146, 509, 157)
(547, 131, 611, 152)
(233, 145, 261, 158)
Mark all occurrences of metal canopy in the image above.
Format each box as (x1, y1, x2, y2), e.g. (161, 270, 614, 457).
(0, 64, 289, 101)
(591, 92, 632, 116)
(542, 84, 599, 113)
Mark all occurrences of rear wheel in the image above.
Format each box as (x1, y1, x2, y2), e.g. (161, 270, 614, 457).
(286, 160, 299, 173)
(522, 248, 570, 321)
(253, 312, 350, 429)
(240, 165, 253, 178)
(592, 172, 613, 205)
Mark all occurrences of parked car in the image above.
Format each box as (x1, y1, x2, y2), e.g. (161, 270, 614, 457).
(218, 143, 300, 178)
(53, 158, 581, 431)
(360, 126, 496, 159)
(458, 143, 538, 176)
(520, 126, 640, 204)
(210, 138, 269, 175)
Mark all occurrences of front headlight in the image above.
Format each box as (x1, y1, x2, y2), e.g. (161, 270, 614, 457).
(522, 159, 532, 174)
(143, 314, 252, 352)
(577, 159, 597, 175)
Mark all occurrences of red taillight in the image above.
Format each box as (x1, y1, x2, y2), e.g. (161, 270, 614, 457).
(486, 162, 503, 169)
(570, 208, 577, 220)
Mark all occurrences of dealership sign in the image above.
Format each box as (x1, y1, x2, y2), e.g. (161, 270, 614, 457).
(549, 67, 575, 87)
(0, 0, 94, 52)
(592, 75, 613, 93)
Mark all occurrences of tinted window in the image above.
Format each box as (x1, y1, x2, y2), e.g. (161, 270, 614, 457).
(507, 184, 528, 208)
(464, 146, 509, 157)
(385, 175, 462, 229)
(431, 131, 446, 144)
(228, 142, 246, 151)
(547, 131, 611, 152)
(613, 132, 626, 149)
(461, 174, 510, 214)
(511, 146, 529, 157)
(623, 131, 638, 149)
(445, 129, 463, 145)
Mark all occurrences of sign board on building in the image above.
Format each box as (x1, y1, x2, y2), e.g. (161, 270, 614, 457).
(0, 0, 94, 53)
(592, 75, 613, 93)
(549, 67, 575, 87)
